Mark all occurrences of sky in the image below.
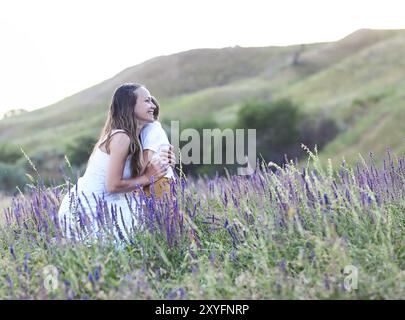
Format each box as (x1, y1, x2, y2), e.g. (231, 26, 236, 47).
(0, 0, 404, 116)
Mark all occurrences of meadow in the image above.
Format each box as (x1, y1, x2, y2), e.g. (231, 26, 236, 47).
(0, 147, 404, 299)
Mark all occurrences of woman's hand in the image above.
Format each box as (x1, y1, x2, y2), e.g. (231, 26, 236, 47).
(144, 157, 169, 184)
(159, 145, 176, 168)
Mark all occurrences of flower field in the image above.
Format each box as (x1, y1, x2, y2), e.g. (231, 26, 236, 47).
(0, 148, 404, 299)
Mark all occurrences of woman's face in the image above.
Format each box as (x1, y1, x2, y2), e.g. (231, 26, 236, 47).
(134, 86, 156, 124)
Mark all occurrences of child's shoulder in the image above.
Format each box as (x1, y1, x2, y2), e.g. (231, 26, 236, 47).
(145, 120, 162, 129)
(141, 121, 164, 137)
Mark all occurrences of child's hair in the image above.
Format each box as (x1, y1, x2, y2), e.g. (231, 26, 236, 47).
(151, 96, 160, 120)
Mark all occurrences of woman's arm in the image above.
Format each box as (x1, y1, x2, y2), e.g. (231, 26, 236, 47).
(141, 148, 176, 176)
(105, 133, 168, 193)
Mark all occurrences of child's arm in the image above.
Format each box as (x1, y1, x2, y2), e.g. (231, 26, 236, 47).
(141, 149, 155, 175)
(141, 148, 175, 176)
(140, 122, 176, 175)
(105, 134, 168, 193)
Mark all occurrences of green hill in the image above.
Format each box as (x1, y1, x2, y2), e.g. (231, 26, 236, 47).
(1, 28, 405, 169)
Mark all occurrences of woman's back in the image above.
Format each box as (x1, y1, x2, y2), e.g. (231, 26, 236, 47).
(76, 130, 132, 199)
(80, 130, 132, 198)
(58, 130, 139, 240)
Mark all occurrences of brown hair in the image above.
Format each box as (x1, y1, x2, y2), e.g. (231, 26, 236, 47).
(151, 96, 160, 120)
(91, 83, 144, 177)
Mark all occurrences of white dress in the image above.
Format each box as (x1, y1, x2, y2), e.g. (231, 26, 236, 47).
(58, 130, 142, 241)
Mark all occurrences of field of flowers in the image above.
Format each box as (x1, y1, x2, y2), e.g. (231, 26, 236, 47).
(0, 147, 404, 299)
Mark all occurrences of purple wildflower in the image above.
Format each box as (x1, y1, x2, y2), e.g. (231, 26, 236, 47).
(9, 246, 16, 260)
(88, 272, 94, 284)
(23, 253, 30, 274)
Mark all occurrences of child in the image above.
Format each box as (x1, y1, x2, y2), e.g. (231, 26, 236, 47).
(140, 96, 176, 200)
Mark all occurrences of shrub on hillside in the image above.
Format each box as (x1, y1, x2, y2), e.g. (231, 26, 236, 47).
(236, 99, 302, 164)
(0, 143, 22, 164)
(65, 135, 98, 167)
(235, 98, 340, 165)
(299, 115, 340, 151)
(0, 162, 26, 193)
(167, 117, 221, 177)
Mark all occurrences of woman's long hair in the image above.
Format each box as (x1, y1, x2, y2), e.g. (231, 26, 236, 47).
(90, 83, 144, 177)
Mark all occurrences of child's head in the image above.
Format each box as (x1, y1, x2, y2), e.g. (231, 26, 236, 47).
(151, 96, 160, 120)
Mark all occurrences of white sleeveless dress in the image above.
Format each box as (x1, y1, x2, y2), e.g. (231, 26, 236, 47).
(58, 130, 142, 241)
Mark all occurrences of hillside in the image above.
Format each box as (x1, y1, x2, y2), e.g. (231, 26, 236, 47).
(274, 29, 405, 163)
(1, 28, 404, 167)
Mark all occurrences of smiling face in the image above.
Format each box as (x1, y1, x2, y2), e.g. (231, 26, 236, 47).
(134, 86, 156, 125)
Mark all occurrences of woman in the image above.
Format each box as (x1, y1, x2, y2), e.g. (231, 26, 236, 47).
(58, 83, 175, 241)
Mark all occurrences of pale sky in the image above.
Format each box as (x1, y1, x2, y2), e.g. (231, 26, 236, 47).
(0, 0, 404, 116)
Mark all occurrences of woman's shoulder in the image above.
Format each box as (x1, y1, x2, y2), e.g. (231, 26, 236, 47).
(109, 131, 131, 151)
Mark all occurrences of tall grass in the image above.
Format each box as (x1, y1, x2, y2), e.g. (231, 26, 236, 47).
(0, 147, 404, 299)
(0, 193, 12, 225)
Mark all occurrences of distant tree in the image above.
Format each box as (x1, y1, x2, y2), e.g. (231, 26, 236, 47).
(236, 99, 302, 164)
(235, 98, 340, 166)
(3, 108, 28, 119)
(292, 44, 305, 66)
